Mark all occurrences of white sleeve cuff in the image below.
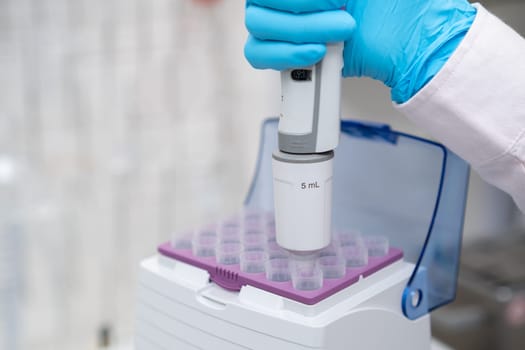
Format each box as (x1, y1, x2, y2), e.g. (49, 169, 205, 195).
(395, 3, 525, 211)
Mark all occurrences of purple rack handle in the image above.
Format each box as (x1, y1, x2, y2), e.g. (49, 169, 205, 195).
(158, 241, 403, 305)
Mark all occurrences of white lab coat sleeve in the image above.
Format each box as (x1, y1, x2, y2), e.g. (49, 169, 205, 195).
(395, 4, 525, 212)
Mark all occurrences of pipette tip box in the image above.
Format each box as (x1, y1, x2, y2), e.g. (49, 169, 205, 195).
(158, 210, 403, 305)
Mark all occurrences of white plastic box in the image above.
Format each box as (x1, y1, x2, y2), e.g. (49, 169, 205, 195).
(135, 255, 431, 350)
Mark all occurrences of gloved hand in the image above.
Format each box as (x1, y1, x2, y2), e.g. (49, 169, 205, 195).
(244, 0, 477, 103)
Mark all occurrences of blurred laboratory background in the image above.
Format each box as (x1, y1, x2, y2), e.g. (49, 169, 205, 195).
(0, 0, 524, 349)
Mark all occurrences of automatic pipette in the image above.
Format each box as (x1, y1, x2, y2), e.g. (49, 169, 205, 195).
(272, 43, 343, 261)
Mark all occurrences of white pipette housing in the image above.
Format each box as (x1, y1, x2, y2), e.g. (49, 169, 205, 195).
(272, 44, 343, 259)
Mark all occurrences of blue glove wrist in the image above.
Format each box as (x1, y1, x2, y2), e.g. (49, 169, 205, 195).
(390, 7, 477, 103)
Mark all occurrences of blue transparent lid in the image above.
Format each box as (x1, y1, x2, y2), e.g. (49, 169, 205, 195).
(245, 118, 470, 320)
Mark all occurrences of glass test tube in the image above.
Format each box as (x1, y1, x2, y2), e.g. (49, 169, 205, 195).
(290, 257, 323, 291)
(266, 257, 291, 282)
(192, 229, 217, 257)
(240, 251, 267, 273)
(364, 236, 389, 257)
(217, 242, 241, 265)
(242, 230, 267, 251)
(318, 254, 346, 279)
(341, 242, 368, 267)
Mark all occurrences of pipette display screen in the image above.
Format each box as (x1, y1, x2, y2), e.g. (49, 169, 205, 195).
(291, 69, 312, 81)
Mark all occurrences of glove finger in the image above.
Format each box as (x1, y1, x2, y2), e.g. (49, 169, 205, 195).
(244, 36, 326, 70)
(246, 6, 355, 44)
(247, 0, 347, 13)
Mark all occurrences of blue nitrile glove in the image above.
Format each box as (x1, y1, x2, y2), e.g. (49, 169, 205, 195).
(244, 0, 477, 103)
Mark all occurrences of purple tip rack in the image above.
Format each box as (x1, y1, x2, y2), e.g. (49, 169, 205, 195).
(158, 225, 403, 305)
